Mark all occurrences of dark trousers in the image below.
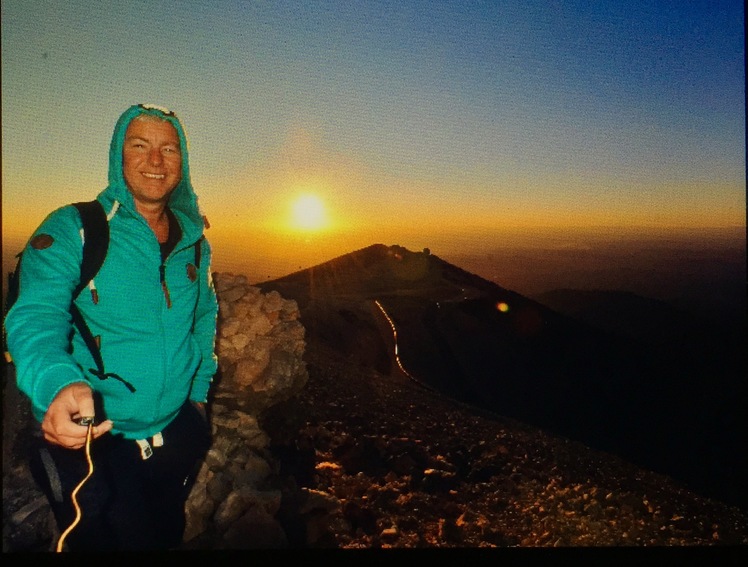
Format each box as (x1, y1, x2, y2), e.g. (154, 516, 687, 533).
(29, 401, 211, 551)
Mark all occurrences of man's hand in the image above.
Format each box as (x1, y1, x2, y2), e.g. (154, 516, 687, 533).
(41, 382, 114, 449)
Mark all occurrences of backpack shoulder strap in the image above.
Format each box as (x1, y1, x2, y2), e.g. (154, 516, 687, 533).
(3, 255, 22, 362)
(194, 235, 204, 268)
(68, 201, 134, 393)
(71, 200, 109, 299)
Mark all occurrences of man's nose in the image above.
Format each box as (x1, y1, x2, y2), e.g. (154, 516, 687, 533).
(148, 148, 163, 165)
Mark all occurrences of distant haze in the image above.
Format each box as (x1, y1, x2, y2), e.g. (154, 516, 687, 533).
(5, 226, 744, 324)
(440, 226, 746, 321)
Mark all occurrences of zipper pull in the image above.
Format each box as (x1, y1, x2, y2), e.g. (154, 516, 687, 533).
(159, 264, 172, 308)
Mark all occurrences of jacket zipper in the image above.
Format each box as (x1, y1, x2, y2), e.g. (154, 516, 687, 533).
(159, 263, 172, 308)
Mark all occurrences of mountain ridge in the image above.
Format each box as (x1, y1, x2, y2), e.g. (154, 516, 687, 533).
(256, 243, 747, 511)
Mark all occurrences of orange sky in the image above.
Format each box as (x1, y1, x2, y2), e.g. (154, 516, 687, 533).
(2, 1, 745, 287)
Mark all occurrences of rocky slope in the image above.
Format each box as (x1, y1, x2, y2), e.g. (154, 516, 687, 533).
(282, 340, 748, 550)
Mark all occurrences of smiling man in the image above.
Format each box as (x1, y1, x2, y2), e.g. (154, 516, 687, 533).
(4, 104, 218, 551)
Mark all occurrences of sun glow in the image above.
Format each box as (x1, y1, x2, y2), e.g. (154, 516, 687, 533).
(290, 194, 328, 231)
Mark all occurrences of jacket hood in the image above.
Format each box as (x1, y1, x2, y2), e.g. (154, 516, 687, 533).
(100, 104, 206, 241)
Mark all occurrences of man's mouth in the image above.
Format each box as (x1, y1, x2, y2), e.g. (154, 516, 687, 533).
(142, 172, 165, 179)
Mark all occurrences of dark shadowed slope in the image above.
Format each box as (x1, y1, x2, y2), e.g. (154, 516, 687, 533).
(256, 244, 747, 511)
(283, 337, 748, 549)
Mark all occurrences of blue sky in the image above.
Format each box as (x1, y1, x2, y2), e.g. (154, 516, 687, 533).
(2, 0, 745, 278)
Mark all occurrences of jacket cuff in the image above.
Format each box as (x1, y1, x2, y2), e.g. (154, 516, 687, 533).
(35, 364, 87, 415)
(189, 376, 212, 404)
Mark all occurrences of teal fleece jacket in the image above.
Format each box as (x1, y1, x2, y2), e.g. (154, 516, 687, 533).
(6, 104, 219, 440)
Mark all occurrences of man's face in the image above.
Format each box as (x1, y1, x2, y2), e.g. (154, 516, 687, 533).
(122, 118, 182, 207)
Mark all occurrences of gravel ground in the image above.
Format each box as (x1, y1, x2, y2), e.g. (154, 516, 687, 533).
(293, 343, 748, 553)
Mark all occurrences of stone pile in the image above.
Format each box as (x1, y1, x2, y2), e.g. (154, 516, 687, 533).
(2, 273, 335, 551)
(181, 272, 319, 549)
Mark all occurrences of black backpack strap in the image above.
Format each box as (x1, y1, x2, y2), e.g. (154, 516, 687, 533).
(69, 301, 135, 393)
(69, 201, 135, 393)
(71, 201, 109, 299)
(195, 235, 203, 268)
(3, 253, 23, 362)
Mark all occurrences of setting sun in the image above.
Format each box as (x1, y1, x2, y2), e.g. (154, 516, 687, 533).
(290, 194, 328, 231)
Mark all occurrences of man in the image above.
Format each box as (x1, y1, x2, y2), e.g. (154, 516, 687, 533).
(5, 104, 218, 551)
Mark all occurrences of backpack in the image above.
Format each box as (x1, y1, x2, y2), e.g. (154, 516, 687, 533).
(3, 201, 110, 375)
